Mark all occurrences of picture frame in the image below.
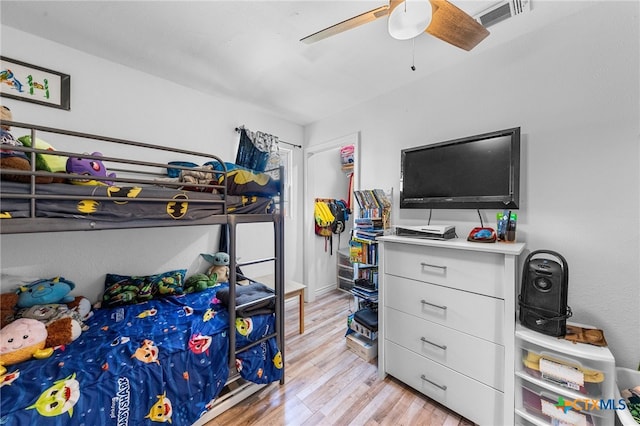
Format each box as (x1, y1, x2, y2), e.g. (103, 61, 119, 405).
(0, 56, 70, 110)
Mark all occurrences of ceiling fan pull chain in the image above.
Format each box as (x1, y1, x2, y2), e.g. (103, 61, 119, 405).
(411, 37, 416, 71)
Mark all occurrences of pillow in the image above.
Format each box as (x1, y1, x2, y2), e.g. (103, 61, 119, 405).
(102, 269, 186, 307)
(152, 269, 186, 297)
(17, 136, 68, 173)
(221, 169, 279, 196)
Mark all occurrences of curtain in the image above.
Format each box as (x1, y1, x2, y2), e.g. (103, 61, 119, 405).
(235, 128, 281, 175)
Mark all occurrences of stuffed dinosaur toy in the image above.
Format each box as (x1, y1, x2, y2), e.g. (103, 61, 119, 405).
(16, 276, 77, 308)
(183, 273, 218, 294)
(66, 152, 116, 185)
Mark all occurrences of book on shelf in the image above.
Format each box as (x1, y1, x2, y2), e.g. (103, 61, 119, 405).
(357, 268, 378, 286)
(353, 191, 367, 210)
(353, 278, 378, 292)
(351, 287, 378, 302)
(349, 240, 364, 263)
(355, 229, 384, 238)
(353, 188, 392, 229)
(352, 284, 377, 295)
(373, 189, 391, 208)
(356, 264, 378, 270)
(372, 189, 392, 230)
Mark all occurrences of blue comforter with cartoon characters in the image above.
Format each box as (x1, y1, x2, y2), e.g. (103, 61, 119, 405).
(0, 285, 282, 425)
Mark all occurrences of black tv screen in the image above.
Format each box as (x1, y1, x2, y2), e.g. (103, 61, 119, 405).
(400, 127, 520, 209)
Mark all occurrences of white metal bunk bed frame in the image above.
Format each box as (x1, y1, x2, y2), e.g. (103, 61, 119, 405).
(0, 120, 285, 423)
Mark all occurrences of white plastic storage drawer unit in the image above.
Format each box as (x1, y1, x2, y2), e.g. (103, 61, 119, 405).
(337, 248, 354, 292)
(515, 324, 616, 426)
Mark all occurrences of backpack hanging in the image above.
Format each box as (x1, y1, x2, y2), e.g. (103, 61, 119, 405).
(329, 199, 351, 249)
(330, 199, 349, 234)
(314, 200, 335, 254)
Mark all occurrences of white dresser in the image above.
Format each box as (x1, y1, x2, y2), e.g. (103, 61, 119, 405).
(378, 235, 525, 426)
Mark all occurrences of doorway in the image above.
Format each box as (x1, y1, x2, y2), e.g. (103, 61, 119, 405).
(303, 132, 359, 302)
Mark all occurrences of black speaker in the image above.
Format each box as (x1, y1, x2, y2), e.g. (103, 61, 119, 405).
(518, 250, 572, 337)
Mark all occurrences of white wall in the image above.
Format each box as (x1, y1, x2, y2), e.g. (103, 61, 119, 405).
(0, 27, 305, 302)
(305, 2, 640, 369)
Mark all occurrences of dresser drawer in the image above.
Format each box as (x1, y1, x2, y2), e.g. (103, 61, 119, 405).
(516, 378, 611, 426)
(385, 307, 505, 390)
(384, 275, 504, 344)
(384, 242, 505, 298)
(338, 264, 354, 280)
(385, 341, 504, 426)
(338, 276, 354, 292)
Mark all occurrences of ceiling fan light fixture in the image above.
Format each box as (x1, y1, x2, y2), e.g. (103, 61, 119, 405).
(388, 0, 433, 40)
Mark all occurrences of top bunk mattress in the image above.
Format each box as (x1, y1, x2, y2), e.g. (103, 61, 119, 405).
(0, 181, 275, 222)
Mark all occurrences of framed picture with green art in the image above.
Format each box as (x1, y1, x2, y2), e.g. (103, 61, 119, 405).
(0, 56, 70, 110)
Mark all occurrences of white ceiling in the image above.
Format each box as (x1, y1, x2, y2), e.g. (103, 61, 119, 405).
(1, 1, 588, 125)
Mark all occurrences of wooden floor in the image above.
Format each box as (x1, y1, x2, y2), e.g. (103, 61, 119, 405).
(206, 289, 475, 426)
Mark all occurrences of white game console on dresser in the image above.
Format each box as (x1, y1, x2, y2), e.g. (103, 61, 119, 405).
(378, 235, 526, 426)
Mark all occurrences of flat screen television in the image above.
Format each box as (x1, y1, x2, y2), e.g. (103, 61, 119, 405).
(400, 127, 521, 209)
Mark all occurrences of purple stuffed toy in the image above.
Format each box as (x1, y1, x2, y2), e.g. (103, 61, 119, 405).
(66, 152, 116, 185)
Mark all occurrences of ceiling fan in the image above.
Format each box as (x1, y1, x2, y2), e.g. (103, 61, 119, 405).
(300, 0, 490, 51)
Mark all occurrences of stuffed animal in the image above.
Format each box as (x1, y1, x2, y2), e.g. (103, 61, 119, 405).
(0, 106, 35, 183)
(65, 296, 93, 321)
(180, 165, 216, 187)
(183, 273, 218, 294)
(0, 318, 51, 373)
(14, 304, 84, 348)
(0, 292, 19, 329)
(16, 277, 76, 309)
(202, 252, 230, 283)
(0, 315, 82, 375)
(66, 152, 116, 185)
(17, 135, 67, 183)
(0, 290, 89, 375)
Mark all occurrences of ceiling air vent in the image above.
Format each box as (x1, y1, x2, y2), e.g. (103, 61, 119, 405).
(475, 0, 531, 28)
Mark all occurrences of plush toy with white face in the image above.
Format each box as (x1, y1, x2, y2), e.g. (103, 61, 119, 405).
(203, 252, 230, 283)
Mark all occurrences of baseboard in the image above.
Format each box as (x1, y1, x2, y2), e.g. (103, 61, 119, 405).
(191, 380, 267, 425)
(316, 283, 338, 297)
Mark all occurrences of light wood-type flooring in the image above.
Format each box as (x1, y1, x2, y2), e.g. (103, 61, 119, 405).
(207, 289, 475, 426)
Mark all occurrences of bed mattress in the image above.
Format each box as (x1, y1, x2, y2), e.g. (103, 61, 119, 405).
(0, 181, 274, 221)
(0, 285, 282, 425)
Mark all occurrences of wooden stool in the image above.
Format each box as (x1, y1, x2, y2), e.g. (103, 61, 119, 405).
(254, 275, 305, 334)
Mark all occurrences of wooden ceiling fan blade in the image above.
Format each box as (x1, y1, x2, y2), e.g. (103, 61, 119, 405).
(426, 0, 489, 51)
(300, 5, 390, 44)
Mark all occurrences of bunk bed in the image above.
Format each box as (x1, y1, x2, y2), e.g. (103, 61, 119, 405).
(0, 120, 285, 426)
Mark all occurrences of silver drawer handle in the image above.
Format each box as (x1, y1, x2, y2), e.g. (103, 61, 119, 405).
(420, 337, 447, 350)
(420, 262, 447, 271)
(420, 374, 447, 391)
(420, 299, 447, 310)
